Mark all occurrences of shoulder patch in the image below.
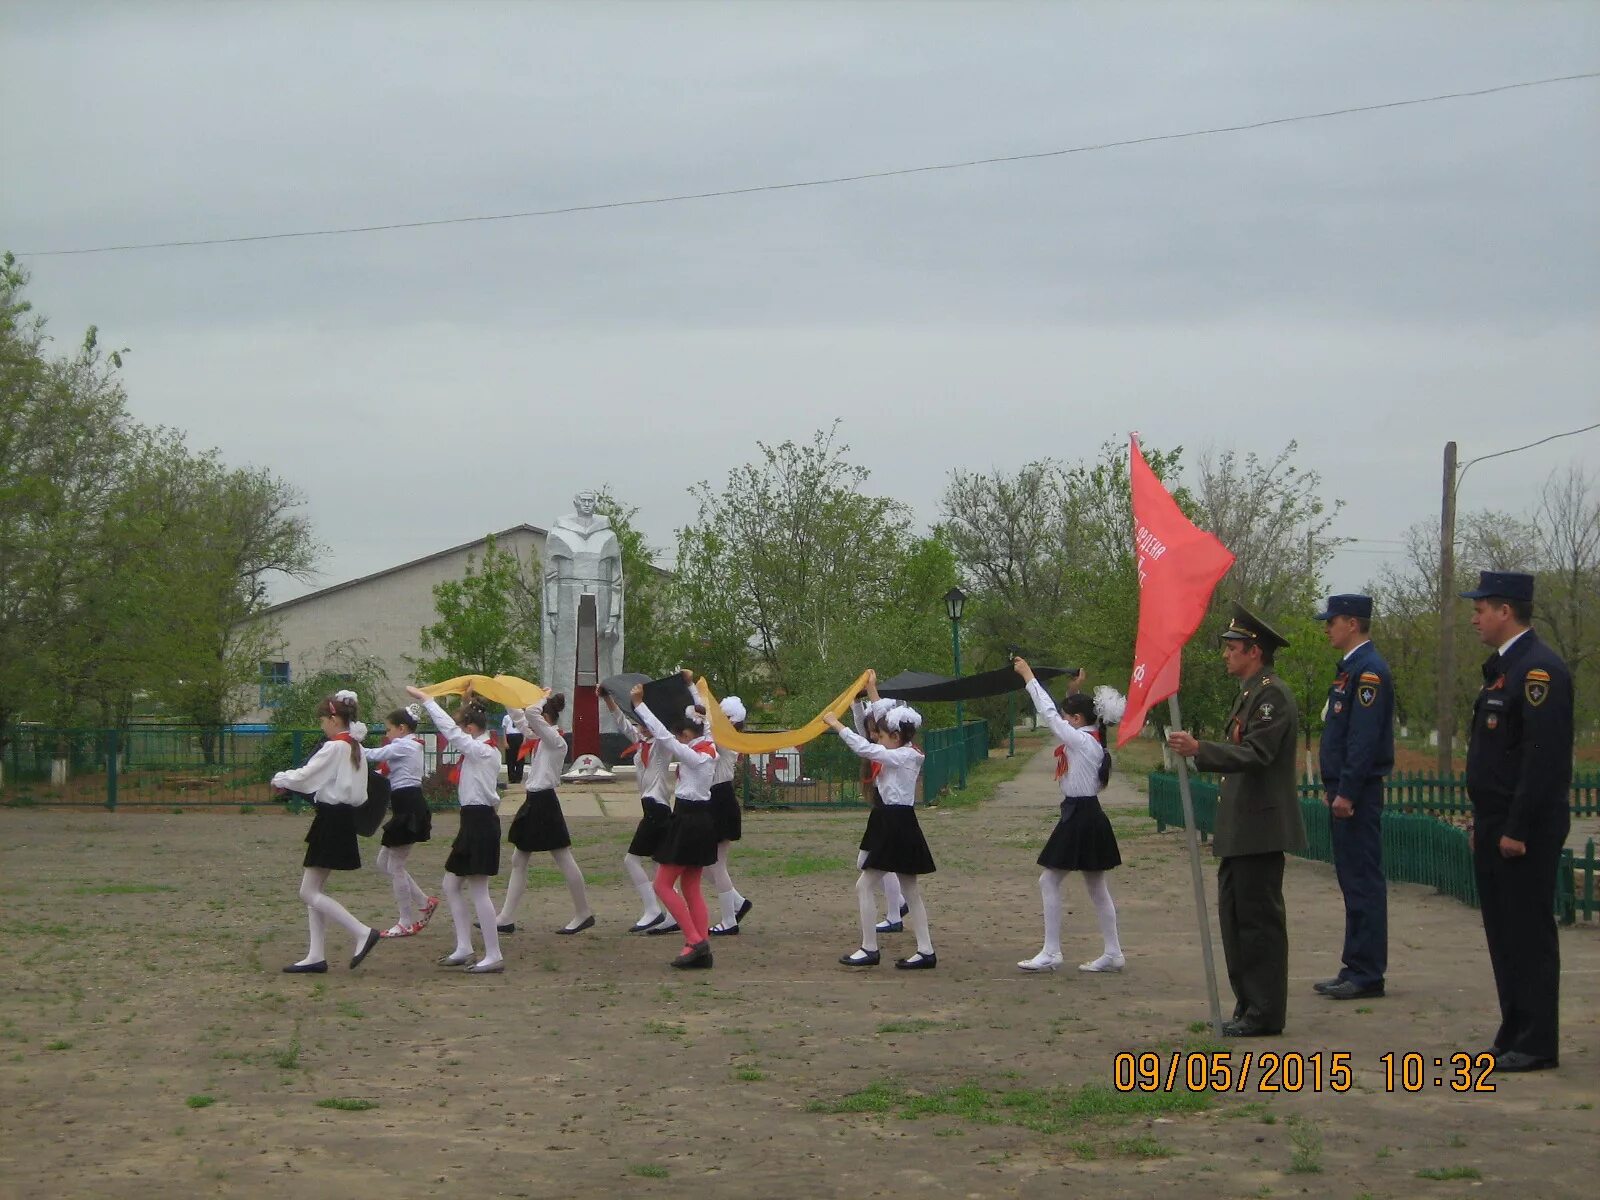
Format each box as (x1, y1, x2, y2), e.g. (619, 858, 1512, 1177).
(1358, 671, 1382, 684)
(1525, 676, 1550, 707)
(1526, 668, 1551, 683)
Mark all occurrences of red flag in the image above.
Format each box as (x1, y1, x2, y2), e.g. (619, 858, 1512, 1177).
(1118, 435, 1235, 748)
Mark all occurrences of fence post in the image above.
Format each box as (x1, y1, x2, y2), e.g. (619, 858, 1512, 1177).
(106, 728, 119, 811)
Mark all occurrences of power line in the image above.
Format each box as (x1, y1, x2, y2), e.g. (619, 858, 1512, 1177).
(1456, 420, 1600, 492)
(15, 69, 1599, 259)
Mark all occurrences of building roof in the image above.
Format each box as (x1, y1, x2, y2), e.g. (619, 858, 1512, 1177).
(257, 524, 551, 616)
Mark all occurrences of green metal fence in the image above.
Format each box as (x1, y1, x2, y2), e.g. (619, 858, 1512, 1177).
(1149, 772, 1597, 924)
(739, 720, 990, 811)
(1295, 770, 1600, 819)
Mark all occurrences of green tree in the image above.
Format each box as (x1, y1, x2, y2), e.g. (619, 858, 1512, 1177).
(412, 533, 541, 683)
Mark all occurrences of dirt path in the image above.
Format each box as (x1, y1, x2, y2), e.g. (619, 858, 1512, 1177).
(0, 748, 1594, 1199)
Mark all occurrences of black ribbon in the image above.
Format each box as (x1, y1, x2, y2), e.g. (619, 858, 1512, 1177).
(877, 664, 1077, 702)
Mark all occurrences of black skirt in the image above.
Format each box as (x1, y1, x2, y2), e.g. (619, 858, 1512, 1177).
(380, 785, 432, 848)
(445, 806, 502, 877)
(1037, 795, 1123, 872)
(653, 799, 719, 868)
(507, 788, 571, 852)
(303, 802, 361, 871)
(627, 798, 674, 858)
(859, 804, 936, 876)
(709, 779, 742, 843)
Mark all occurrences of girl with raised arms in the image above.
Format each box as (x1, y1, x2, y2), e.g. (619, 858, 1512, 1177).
(362, 704, 438, 938)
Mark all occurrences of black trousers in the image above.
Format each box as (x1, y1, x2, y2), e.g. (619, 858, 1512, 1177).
(1218, 852, 1288, 1031)
(1472, 796, 1568, 1060)
(1328, 780, 1387, 988)
(505, 733, 525, 783)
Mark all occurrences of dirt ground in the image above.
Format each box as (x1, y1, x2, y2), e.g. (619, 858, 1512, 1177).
(0, 745, 1594, 1200)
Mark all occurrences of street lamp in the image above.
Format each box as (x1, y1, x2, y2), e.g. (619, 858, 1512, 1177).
(944, 587, 967, 787)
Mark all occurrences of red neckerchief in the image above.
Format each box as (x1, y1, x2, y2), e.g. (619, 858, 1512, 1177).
(691, 739, 717, 758)
(869, 761, 882, 780)
(517, 739, 539, 763)
(622, 740, 651, 768)
(447, 735, 490, 785)
(1053, 726, 1103, 781)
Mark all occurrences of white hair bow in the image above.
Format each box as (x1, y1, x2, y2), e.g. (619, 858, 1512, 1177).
(1093, 686, 1127, 725)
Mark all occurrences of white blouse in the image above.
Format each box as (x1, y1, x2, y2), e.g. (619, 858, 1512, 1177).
(362, 736, 424, 790)
(635, 702, 716, 802)
(272, 737, 368, 806)
(1026, 678, 1104, 798)
(833, 726, 923, 807)
(420, 697, 501, 807)
(511, 705, 569, 792)
(712, 743, 741, 786)
(627, 719, 674, 805)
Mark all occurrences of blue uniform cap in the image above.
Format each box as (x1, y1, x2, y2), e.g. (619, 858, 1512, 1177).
(1315, 594, 1373, 621)
(1459, 570, 1535, 602)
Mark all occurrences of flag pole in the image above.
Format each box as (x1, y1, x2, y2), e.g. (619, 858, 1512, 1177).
(1168, 693, 1224, 1038)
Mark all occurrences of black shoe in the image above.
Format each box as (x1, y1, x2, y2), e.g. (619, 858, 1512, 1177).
(476, 922, 516, 934)
(282, 961, 327, 974)
(1221, 1018, 1281, 1038)
(1311, 976, 1345, 995)
(1323, 980, 1384, 1001)
(628, 913, 666, 934)
(645, 922, 681, 937)
(839, 948, 880, 967)
(670, 941, 712, 970)
(900, 903, 909, 917)
(1493, 1050, 1558, 1073)
(736, 898, 754, 922)
(875, 920, 904, 934)
(894, 952, 937, 970)
(555, 915, 595, 936)
(709, 923, 740, 937)
(349, 928, 381, 970)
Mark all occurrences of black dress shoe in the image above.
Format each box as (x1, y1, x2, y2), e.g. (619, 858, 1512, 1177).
(1221, 1018, 1282, 1038)
(894, 952, 937, 970)
(1493, 1050, 1558, 1072)
(900, 903, 910, 917)
(875, 920, 905, 934)
(839, 948, 880, 967)
(1323, 980, 1384, 1001)
(670, 941, 713, 970)
(1311, 976, 1345, 995)
(736, 898, 754, 922)
(709, 923, 740, 937)
(645, 922, 682, 937)
(349, 928, 381, 970)
(555, 915, 595, 935)
(628, 913, 666, 934)
(282, 961, 328, 974)
(476, 922, 516, 934)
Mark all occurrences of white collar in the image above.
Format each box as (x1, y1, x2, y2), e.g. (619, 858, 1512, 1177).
(1340, 639, 1372, 665)
(1498, 629, 1531, 657)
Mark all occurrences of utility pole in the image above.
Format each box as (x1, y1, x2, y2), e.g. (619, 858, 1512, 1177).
(1435, 441, 1457, 776)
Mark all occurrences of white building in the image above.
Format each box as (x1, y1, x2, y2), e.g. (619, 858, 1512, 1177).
(239, 524, 548, 723)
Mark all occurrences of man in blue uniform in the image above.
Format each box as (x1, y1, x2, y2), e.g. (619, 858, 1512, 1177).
(1461, 570, 1573, 1073)
(1312, 594, 1394, 1001)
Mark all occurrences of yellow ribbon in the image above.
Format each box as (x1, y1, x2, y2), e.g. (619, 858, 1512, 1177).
(696, 672, 869, 753)
(421, 674, 549, 710)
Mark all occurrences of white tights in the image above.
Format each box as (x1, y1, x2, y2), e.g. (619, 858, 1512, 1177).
(623, 853, 663, 924)
(880, 872, 904, 921)
(857, 870, 932, 955)
(1038, 868, 1122, 958)
(443, 872, 501, 964)
(497, 848, 592, 927)
(372, 846, 428, 926)
(296, 868, 371, 966)
(707, 841, 748, 929)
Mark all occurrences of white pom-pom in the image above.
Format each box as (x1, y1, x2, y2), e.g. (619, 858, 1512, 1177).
(720, 696, 747, 724)
(882, 704, 923, 732)
(348, 720, 369, 742)
(1093, 686, 1127, 725)
(333, 689, 358, 707)
(405, 703, 422, 721)
(868, 698, 897, 720)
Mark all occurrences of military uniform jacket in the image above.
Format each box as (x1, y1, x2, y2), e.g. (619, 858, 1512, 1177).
(1193, 671, 1307, 859)
(1318, 641, 1395, 797)
(1466, 629, 1573, 842)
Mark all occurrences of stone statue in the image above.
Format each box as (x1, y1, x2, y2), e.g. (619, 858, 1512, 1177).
(541, 491, 625, 759)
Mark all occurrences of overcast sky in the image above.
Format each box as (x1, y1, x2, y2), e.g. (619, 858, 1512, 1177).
(5, 1, 1597, 609)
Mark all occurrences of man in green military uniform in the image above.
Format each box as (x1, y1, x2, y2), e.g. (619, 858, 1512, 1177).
(1168, 603, 1307, 1037)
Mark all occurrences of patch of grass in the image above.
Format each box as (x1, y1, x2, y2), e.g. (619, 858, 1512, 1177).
(1111, 1135, 1172, 1159)
(808, 1079, 1207, 1133)
(315, 1098, 378, 1111)
(1354, 1006, 1374, 1014)
(1416, 1166, 1482, 1181)
(336, 1001, 365, 1020)
(239, 804, 255, 814)
(271, 1038, 301, 1071)
(6, 794, 40, 807)
(1447, 1133, 1466, 1148)
(46, 1040, 72, 1051)
(185, 1095, 216, 1109)
(734, 1068, 767, 1081)
(1287, 1116, 1323, 1174)
(629, 1164, 669, 1179)
(1067, 1139, 1098, 1160)
(876, 1018, 942, 1035)
(939, 742, 1043, 809)
(70, 883, 179, 895)
(1187, 1020, 1209, 1033)
(642, 1020, 686, 1041)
